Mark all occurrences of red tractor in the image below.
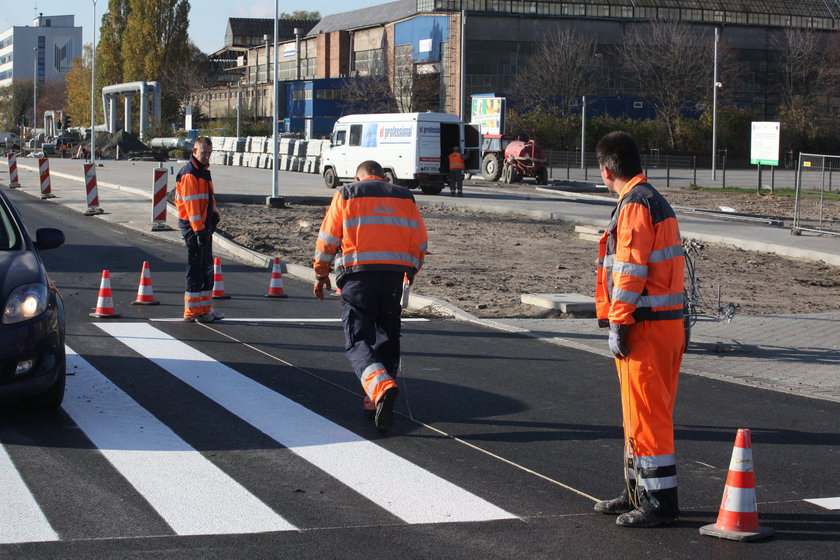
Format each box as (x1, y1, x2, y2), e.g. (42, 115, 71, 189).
(479, 135, 548, 185)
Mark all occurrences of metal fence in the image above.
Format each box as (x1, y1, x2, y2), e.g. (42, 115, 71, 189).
(793, 153, 840, 237)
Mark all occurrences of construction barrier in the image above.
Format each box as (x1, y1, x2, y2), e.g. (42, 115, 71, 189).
(83, 163, 103, 215)
(212, 257, 230, 299)
(39, 158, 55, 199)
(699, 429, 774, 542)
(265, 257, 288, 298)
(7, 153, 20, 188)
(131, 261, 159, 305)
(89, 270, 121, 318)
(151, 168, 171, 231)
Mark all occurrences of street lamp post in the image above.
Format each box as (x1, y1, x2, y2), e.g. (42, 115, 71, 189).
(712, 26, 721, 181)
(267, 0, 284, 207)
(33, 47, 37, 142)
(90, 0, 98, 165)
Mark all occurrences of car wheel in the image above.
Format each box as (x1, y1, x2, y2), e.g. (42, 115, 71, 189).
(24, 353, 67, 411)
(323, 167, 339, 189)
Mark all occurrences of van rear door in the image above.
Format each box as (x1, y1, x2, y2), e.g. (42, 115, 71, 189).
(464, 124, 481, 173)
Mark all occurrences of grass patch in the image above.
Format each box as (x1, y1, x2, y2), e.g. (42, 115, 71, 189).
(685, 184, 840, 201)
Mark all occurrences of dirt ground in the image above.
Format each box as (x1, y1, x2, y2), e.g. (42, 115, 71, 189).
(215, 186, 840, 318)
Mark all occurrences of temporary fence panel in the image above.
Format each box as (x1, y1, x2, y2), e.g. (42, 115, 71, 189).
(793, 153, 840, 237)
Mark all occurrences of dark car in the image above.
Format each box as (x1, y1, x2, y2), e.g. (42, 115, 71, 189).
(0, 189, 66, 410)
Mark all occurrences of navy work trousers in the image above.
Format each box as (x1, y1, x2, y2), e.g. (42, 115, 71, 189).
(181, 225, 214, 295)
(340, 271, 404, 382)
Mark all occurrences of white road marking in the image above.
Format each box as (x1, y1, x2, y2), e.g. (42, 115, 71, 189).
(96, 323, 517, 525)
(63, 347, 298, 536)
(0, 445, 60, 544)
(804, 497, 840, 510)
(150, 318, 429, 323)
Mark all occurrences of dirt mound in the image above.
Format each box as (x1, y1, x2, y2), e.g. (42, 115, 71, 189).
(95, 130, 150, 159)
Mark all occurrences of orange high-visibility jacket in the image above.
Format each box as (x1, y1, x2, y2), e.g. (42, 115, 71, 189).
(175, 157, 217, 232)
(449, 152, 465, 170)
(314, 176, 428, 286)
(596, 174, 684, 325)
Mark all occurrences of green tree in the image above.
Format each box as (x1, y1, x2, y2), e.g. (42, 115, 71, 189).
(64, 45, 96, 127)
(96, 0, 132, 89)
(280, 11, 320, 20)
(0, 80, 34, 132)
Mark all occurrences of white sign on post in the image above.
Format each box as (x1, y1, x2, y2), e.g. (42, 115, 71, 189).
(750, 121, 780, 166)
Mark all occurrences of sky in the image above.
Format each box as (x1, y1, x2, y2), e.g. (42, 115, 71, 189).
(3, 0, 385, 54)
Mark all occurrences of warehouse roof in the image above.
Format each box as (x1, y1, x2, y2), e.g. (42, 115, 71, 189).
(308, 0, 418, 35)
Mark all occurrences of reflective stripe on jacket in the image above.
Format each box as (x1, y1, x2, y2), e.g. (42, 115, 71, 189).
(449, 152, 465, 170)
(175, 156, 217, 232)
(596, 174, 684, 325)
(314, 176, 428, 285)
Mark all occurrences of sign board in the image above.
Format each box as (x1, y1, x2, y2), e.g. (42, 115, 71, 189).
(470, 95, 505, 136)
(750, 121, 780, 166)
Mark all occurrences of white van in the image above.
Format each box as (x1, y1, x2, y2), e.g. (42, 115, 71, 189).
(321, 113, 481, 194)
(0, 133, 20, 149)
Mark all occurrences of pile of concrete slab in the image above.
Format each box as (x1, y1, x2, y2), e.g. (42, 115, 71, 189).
(206, 136, 330, 174)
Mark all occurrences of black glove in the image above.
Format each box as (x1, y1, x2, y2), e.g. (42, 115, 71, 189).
(608, 322, 629, 359)
(195, 229, 211, 248)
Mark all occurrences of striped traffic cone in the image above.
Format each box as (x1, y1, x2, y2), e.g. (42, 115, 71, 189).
(699, 429, 774, 542)
(89, 270, 122, 318)
(212, 257, 230, 299)
(265, 257, 288, 298)
(131, 261, 159, 305)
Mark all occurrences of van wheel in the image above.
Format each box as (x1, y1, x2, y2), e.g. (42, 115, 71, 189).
(420, 185, 444, 195)
(323, 168, 339, 189)
(384, 170, 398, 185)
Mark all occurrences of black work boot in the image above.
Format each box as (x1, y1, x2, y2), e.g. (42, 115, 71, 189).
(616, 488, 679, 528)
(594, 487, 632, 515)
(374, 386, 399, 434)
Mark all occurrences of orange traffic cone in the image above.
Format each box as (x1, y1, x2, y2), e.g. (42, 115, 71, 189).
(699, 429, 774, 541)
(89, 270, 122, 318)
(265, 257, 288, 298)
(131, 261, 159, 305)
(212, 257, 230, 299)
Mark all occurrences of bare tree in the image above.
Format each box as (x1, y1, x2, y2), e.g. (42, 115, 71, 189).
(619, 20, 712, 149)
(392, 46, 440, 113)
(515, 27, 599, 117)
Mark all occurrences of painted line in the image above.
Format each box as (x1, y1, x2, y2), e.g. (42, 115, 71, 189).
(0, 445, 60, 544)
(150, 318, 429, 323)
(63, 346, 297, 536)
(804, 497, 840, 510)
(95, 323, 517, 525)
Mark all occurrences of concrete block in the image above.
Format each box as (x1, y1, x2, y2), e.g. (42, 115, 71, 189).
(520, 293, 596, 313)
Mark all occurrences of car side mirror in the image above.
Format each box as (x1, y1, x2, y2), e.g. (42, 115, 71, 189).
(35, 228, 65, 251)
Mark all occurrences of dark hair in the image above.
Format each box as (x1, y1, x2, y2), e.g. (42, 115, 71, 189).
(356, 160, 384, 178)
(194, 136, 212, 149)
(595, 131, 642, 180)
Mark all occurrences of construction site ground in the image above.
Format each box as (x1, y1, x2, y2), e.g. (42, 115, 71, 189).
(215, 185, 840, 319)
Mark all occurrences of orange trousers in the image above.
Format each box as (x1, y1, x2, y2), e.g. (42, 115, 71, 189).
(616, 319, 684, 460)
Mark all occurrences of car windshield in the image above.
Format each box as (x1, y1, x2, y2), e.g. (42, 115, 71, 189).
(0, 198, 22, 250)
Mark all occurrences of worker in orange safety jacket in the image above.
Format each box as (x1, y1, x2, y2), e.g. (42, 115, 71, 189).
(448, 146, 465, 197)
(593, 131, 685, 528)
(313, 160, 428, 434)
(175, 136, 223, 323)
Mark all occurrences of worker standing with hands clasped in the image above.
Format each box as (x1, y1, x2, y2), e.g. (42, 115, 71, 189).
(313, 160, 428, 434)
(448, 146, 465, 197)
(593, 131, 685, 528)
(175, 136, 223, 323)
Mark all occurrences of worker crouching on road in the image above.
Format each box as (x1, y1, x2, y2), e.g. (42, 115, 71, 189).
(175, 136, 224, 323)
(448, 146, 465, 197)
(313, 160, 428, 434)
(593, 131, 685, 528)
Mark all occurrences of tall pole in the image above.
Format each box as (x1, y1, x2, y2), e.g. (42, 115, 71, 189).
(236, 80, 241, 138)
(267, 0, 284, 207)
(580, 95, 586, 171)
(33, 47, 37, 140)
(712, 27, 719, 181)
(90, 0, 97, 165)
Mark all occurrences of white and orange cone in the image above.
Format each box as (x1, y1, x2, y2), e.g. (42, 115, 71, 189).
(212, 257, 230, 299)
(132, 261, 159, 305)
(699, 429, 774, 541)
(265, 257, 288, 298)
(89, 270, 121, 318)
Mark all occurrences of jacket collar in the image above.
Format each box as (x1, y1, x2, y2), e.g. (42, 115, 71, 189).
(618, 173, 647, 201)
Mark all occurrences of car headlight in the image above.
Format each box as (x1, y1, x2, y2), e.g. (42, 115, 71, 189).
(3, 283, 49, 325)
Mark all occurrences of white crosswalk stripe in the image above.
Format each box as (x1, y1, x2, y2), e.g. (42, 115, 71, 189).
(63, 347, 298, 536)
(95, 322, 517, 525)
(0, 445, 59, 544)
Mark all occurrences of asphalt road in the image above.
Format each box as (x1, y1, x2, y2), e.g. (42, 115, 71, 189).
(1, 188, 838, 559)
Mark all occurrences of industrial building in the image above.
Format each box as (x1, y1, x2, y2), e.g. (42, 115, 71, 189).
(193, 0, 840, 138)
(0, 14, 82, 88)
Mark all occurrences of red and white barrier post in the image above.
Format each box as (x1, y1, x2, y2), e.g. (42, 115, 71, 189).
(151, 168, 171, 231)
(7, 153, 20, 188)
(83, 163, 103, 215)
(39, 158, 55, 199)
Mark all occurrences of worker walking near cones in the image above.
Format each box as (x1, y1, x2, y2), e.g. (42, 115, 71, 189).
(592, 132, 685, 528)
(313, 160, 427, 434)
(174, 136, 224, 323)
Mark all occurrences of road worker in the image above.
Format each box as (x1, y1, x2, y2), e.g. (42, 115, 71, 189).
(175, 136, 223, 323)
(448, 146, 465, 197)
(313, 160, 428, 434)
(593, 131, 685, 528)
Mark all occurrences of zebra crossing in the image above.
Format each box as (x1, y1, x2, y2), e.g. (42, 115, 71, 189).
(0, 323, 518, 545)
